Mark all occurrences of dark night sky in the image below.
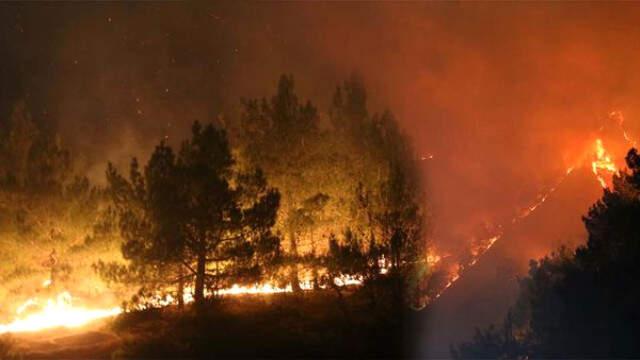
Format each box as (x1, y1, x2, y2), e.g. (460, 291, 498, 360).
(2, 2, 640, 259)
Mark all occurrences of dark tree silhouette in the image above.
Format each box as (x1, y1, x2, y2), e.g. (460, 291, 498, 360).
(100, 122, 281, 308)
(454, 147, 640, 359)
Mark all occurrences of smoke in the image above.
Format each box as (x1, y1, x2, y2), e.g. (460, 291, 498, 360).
(2, 2, 640, 275)
(6, 3, 640, 356)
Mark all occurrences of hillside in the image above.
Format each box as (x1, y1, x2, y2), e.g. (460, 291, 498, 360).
(414, 166, 603, 358)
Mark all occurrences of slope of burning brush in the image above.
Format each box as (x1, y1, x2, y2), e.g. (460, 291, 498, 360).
(0, 272, 371, 334)
(424, 112, 634, 306)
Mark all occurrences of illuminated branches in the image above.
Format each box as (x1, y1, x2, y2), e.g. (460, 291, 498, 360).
(103, 122, 281, 308)
(237, 74, 428, 305)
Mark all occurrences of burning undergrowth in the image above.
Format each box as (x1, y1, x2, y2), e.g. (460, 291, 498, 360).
(423, 111, 636, 306)
(0, 76, 431, 335)
(0, 98, 635, 338)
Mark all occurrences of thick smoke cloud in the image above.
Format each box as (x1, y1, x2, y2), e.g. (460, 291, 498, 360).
(2, 2, 640, 262)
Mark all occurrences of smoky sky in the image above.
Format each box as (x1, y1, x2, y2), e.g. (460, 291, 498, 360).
(2, 2, 640, 256)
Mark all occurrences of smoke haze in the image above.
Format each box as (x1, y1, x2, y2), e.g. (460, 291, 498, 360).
(2, 4, 640, 345)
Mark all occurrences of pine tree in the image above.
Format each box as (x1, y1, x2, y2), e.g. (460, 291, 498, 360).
(103, 122, 281, 308)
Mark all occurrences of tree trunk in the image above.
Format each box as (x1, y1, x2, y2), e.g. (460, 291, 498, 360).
(194, 251, 206, 306)
(312, 267, 320, 290)
(177, 265, 185, 310)
(289, 230, 301, 292)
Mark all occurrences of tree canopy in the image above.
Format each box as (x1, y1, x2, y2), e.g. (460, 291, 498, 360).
(100, 122, 281, 308)
(236, 74, 427, 301)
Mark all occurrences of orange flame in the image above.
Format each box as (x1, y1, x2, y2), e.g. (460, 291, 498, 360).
(591, 138, 617, 188)
(0, 291, 121, 334)
(1, 273, 366, 333)
(431, 166, 576, 302)
(427, 112, 636, 307)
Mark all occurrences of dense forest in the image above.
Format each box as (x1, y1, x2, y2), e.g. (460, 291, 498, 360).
(0, 75, 429, 358)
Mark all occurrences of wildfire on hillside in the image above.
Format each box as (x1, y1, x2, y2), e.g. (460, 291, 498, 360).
(427, 113, 633, 305)
(1, 113, 634, 332)
(0, 273, 366, 334)
(0, 290, 121, 334)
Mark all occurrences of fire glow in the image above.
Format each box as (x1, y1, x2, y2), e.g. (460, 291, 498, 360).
(0, 291, 122, 334)
(591, 138, 617, 188)
(0, 115, 631, 332)
(430, 114, 630, 304)
(0, 275, 364, 334)
(433, 166, 576, 301)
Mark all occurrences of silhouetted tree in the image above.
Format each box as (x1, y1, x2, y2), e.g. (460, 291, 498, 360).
(452, 312, 526, 359)
(321, 230, 369, 324)
(454, 147, 640, 358)
(101, 122, 281, 308)
(100, 142, 188, 308)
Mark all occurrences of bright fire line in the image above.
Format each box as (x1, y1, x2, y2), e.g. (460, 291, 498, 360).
(0, 274, 365, 334)
(0, 291, 122, 334)
(431, 113, 629, 304)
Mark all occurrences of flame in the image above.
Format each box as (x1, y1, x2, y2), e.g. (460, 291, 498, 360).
(426, 112, 638, 307)
(217, 284, 288, 295)
(210, 275, 363, 296)
(432, 166, 575, 302)
(591, 138, 617, 188)
(0, 291, 122, 334)
(610, 111, 636, 148)
(426, 253, 441, 267)
(0, 272, 365, 333)
(217, 283, 309, 296)
(135, 273, 365, 310)
(430, 115, 629, 303)
(5, 121, 626, 326)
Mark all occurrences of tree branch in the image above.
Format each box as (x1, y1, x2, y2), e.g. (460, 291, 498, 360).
(181, 260, 197, 275)
(169, 273, 194, 283)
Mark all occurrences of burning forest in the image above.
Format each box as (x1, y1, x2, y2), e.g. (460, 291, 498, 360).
(0, 71, 428, 357)
(2, 2, 640, 359)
